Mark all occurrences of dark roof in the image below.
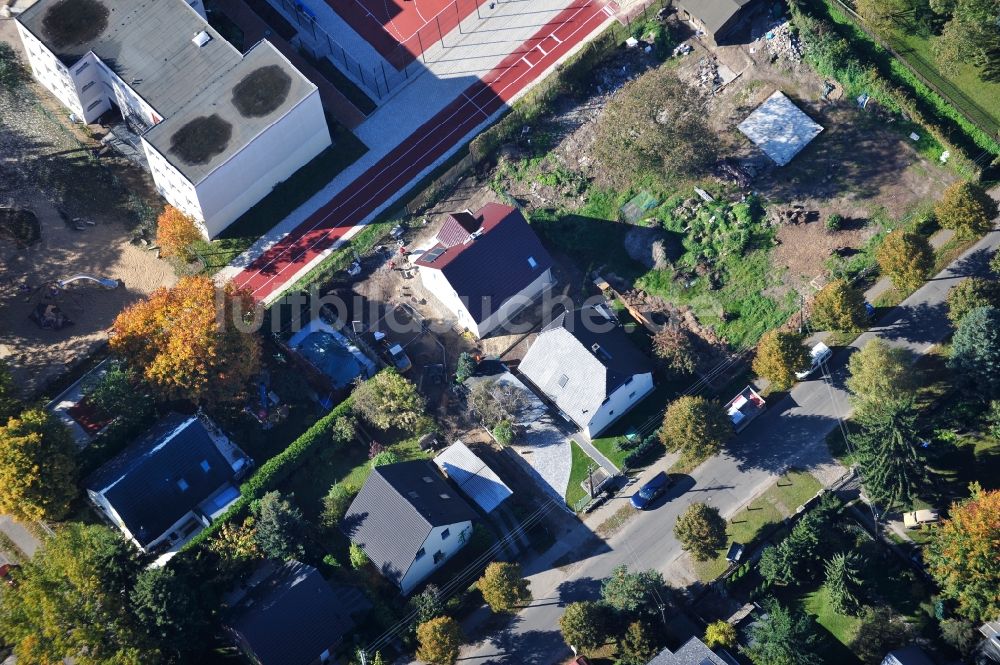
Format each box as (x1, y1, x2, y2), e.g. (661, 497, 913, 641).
(415, 204, 553, 325)
(677, 0, 754, 37)
(343, 461, 478, 587)
(883, 646, 936, 665)
(648, 637, 733, 665)
(227, 561, 355, 665)
(85, 414, 237, 547)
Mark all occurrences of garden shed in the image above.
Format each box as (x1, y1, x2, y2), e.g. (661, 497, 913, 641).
(737, 91, 824, 166)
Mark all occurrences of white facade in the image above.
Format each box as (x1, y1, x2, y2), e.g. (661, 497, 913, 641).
(582, 372, 655, 438)
(398, 521, 473, 595)
(420, 266, 555, 338)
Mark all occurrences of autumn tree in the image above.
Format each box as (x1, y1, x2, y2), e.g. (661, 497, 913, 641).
(746, 599, 822, 665)
(251, 491, 308, 560)
(932, 0, 1000, 80)
(852, 397, 922, 509)
(155, 205, 202, 261)
(477, 562, 531, 614)
(601, 565, 666, 617)
(855, 0, 913, 36)
(415, 616, 462, 665)
(846, 339, 914, 415)
(351, 369, 427, 430)
(659, 396, 731, 464)
(110, 276, 260, 404)
(947, 277, 1000, 323)
(823, 552, 864, 616)
(934, 181, 998, 238)
(559, 601, 609, 653)
(926, 484, 1000, 622)
(674, 503, 727, 561)
(0, 408, 77, 521)
(208, 516, 260, 565)
(753, 330, 811, 391)
(593, 67, 716, 187)
(652, 325, 698, 375)
(948, 306, 1000, 397)
(876, 229, 934, 291)
(810, 279, 868, 332)
(0, 523, 155, 665)
(0, 358, 20, 422)
(704, 620, 738, 649)
(617, 621, 656, 665)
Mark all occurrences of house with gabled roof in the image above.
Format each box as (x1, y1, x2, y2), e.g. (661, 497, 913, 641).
(343, 460, 478, 595)
(518, 305, 654, 438)
(414, 203, 555, 338)
(84, 413, 251, 560)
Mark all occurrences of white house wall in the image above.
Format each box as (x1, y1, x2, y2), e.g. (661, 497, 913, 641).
(585, 372, 654, 437)
(193, 90, 331, 238)
(143, 141, 206, 226)
(16, 23, 84, 117)
(398, 521, 472, 595)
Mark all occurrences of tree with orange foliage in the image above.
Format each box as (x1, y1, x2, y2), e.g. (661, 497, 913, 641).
(110, 275, 260, 404)
(925, 484, 1000, 623)
(155, 205, 202, 261)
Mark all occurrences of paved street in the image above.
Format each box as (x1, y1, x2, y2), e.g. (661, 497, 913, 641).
(447, 227, 999, 665)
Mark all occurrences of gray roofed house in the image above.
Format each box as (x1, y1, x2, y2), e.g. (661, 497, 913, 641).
(225, 560, 357, 665)
(518, 305, 655, 438)
(85, 414, 250, 558)
(882, 646, 936, 665)
(675, 0, 757, 45)
(647, 637, 737, 665)
(434, 441, 512, 514)
(343, 460, 479, 594)
(738, 91, 824, 166)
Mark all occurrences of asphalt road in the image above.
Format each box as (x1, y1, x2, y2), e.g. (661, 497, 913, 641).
(451, 228, 999, 665)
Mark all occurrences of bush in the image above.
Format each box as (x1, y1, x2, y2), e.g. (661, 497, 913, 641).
(492, 419, 514, 445)
(825, 214, 844, 231)
(935, 181, 998, 238)
(349, 542, 369, 569)
(623, 435, 661, 468)
(455, 352, 476, 383)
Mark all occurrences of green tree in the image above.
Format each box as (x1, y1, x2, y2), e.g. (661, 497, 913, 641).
(746, 599, 822, 665)
(932, 1, 1000, 81)
(0, 408, 78, 521)
(351, 369, 427, 430)
(559, 601, 608, 653)
(659, 396, 731, 464)
(478, 562, 531, 614)
(415, 616, 462, 665)
(130, 567, 207, 658)
(83, 360, 153, 427)
(823, 552, 863, 616)
(855, 0, 914, 36)
(876, 229, 934, 291)
(0, 358, 20, 423)
(251, 491, 308, 560)
(408, 584, 445, 627)
(601, 565, 666, 616)
(455, 352, 477, 383)
(759, 542, 795, 586)
(949, 306, 1000, 397)
(934, 181, 998, 238)
(939, 618, 980, 657)
(617, 621, 656, 665)
(673, 503, 727, 562)
(783, 510, 830, 581)
(593, 66, 717, 187)
(704, 620, 738, 649)
(349, 542, 369, 569)
(810, 279, 868, 332)
(753, 330, 811, 391)
(947, 277, 1000, 323)
(852, 397, 922, 509)
(0, 523, 155, 665)
(652, 325, 698, 375)
(846, 339, 914, 415)
(849, 606, 914, 665)
(320, 483, 356, 529)
(990, 249, 1000, 276)
(925, 484, 1000, 622)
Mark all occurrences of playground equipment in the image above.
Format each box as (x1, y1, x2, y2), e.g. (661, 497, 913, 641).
(57, 275, 120, 290)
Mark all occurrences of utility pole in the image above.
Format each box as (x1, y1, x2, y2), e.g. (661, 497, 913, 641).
(587, 465, 596, 498)
(358, 649, 368, 665)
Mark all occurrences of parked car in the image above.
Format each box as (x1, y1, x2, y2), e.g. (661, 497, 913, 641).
(630, 471, 672, 510)
(796, 342, 833, 379)
(386, 343, 412, 372)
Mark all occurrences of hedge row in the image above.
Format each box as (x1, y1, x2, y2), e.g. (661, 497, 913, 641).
(183, 396, 354, 551)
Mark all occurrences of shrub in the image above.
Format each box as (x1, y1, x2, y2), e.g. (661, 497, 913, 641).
(825, 214, 844, 231)
(155, 205, 202, 261)
(704, 620, 738, 649)
(370, 450, 400, 467)
(935, 181, 998, 238)
(349, 542, 368, 569)
(492, 419, 514, 445)
(455, 352, 477, 383)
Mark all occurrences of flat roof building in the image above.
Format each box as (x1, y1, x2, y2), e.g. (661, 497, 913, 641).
(738, 91, 824, 166)
(15, 0, 331, 238)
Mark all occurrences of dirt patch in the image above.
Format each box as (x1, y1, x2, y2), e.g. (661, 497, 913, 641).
(770, 218, 873, 294)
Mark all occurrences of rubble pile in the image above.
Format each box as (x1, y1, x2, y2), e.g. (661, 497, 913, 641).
(770, 205, 820, 225)
(694, 57, 722, 91)
(751, 20, 802, 62)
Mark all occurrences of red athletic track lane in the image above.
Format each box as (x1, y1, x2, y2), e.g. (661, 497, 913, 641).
(232, 0, 610, 303)
(326, 0, 486, 68)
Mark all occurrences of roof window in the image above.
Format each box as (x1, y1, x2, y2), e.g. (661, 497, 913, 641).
(192, 31, 212, 47)
(176, 478, 189, 492)
(440, 493, 451, 500)
(527, 256, 537, 268)
(422, 476, 434, 483)
(200, 459, 211, 472)
(557, 374, 569, 388)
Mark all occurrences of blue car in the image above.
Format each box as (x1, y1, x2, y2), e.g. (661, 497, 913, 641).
(630, 471, 672, 510)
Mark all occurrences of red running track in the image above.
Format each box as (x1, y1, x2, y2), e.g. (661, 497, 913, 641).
(232, 0, 611, 303)
(325, 0, 487, 69)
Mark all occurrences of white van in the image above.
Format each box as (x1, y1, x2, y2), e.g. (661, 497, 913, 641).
(796, 342, 833, 379)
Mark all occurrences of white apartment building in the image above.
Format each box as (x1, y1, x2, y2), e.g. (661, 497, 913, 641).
(15, 0, 331, 238)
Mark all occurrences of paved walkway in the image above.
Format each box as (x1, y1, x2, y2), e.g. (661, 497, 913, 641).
(574, 435, 619, 474)
(217, 0, 615, 302)
(0, 515, 41, 559)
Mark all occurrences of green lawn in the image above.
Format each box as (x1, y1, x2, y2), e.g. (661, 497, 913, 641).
(566, 440, 599, 508)
(802, 586, 863, 663)
(694, 471, 822, 580)
(590, 384, 676, 469)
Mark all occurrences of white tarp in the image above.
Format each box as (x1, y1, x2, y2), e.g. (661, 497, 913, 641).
(738, 91, 824, 166)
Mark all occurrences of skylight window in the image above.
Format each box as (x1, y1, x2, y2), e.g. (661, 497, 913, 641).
(423, 246, 446, 263)
(527, 256, 537, 268)
(557, 374, 569, 388)
(177, 478, 189, 492)
(200, 459, 211, 472)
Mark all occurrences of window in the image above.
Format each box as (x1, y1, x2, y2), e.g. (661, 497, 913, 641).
(527, 256, 537, 268)
(176, 478, 189, 491)
(86, 99, 103, 112)
(200, 459, 211, 472)
(609, 410, 615, 416)
(81, 81, 95, 92)
(433, 551, 444, 564)
(557, 374, 569, 388)
(75, 62, 90, 75)
(441, 528, 450, 540)
(415, 547, 425, 560)
(628, 391, 636, 399)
